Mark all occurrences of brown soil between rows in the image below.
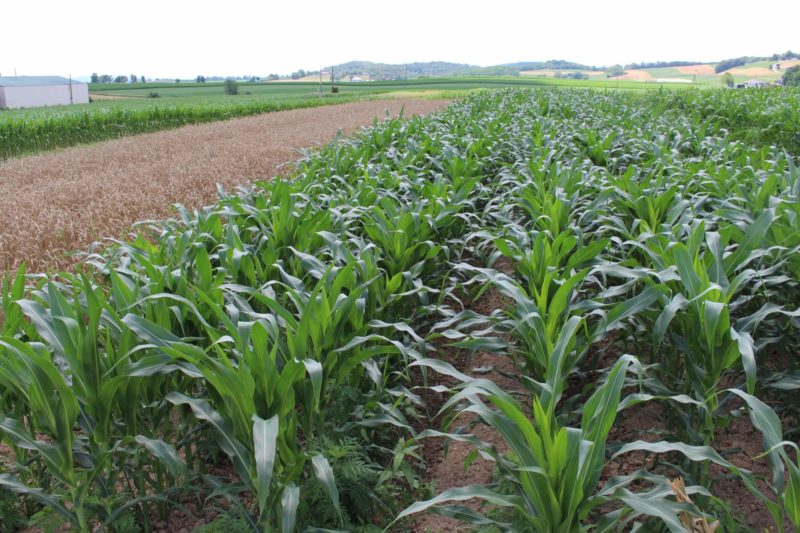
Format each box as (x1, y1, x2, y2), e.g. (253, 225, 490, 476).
(0, 98, 449, 273)
(408, 285, 522, 533)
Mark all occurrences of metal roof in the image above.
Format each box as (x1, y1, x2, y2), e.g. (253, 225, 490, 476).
(0, 76, 86, 87)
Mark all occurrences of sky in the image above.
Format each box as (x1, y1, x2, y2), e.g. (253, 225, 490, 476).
(2, 0, 798, 79)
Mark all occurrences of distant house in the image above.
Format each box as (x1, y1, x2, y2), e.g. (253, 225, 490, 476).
(0, 76, 89, 109)
(736, 79, 768, 89)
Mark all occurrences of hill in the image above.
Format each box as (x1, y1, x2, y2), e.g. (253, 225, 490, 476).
(325, 61, 518, 80)
(502, 60, 596, 71)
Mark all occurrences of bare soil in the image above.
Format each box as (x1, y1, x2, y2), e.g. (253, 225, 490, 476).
(676, 64, 716, 76)
(728, 67, 776, 77)
(408, 285, 522, 533)
(0, 98, 448, 272)
(615, 70, 654, 81)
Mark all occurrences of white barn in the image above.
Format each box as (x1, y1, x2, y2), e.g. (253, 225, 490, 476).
(0, 76, 89, 109)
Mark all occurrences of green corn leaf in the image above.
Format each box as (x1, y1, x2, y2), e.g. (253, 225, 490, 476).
(0, 474, 74, 523)
(312, 455, 342, 524)
(727, 389, 785, 491)
(122, 313, 183, 346)
(613, 440, 734, 468)
(166, 393, 252, 488)
(730, 328, 756, 394)
(252, 414, 279, 515)
(617, 494, 689, 533)
(723, 208, 774, 275)
(786, 462, 800, 526)
(281, 482, 300, 533)
(135, 435, 188, 478)
(394, 485, 520, 523)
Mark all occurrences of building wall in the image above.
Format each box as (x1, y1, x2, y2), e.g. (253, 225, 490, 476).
(71, 83, 89, 105)
(1, 83, 89, 109)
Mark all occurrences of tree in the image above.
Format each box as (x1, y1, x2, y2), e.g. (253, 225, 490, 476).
(721, 72, 734, 88)
(224, 78, 238, 95)
(99, 74, 112, 83)
(783, 65, 800, 87)
(113, 75, 128, 83)
(130, 74, 137, 83)
(90, 72, 99, 83)
(715, 57, 748, 73)
(141, 75, 146, 83)
(196, 75, 206, 83)
(605, 65, 625, 78)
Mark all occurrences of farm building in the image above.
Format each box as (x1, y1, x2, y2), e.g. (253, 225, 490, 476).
(0, 76, 89, 109)
(735, 79, 769, 89)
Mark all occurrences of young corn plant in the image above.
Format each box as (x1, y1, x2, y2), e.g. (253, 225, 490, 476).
(396, 356, 703, 531)
(448, 253, 662, 415)
(647, 218, 775, 446)
(123, 313, 341, 531)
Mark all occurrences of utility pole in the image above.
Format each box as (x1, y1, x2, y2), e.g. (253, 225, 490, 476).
(69, 73, 74, 104)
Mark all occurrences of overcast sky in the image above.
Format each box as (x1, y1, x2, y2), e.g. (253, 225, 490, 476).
(2, 0, 798, 79)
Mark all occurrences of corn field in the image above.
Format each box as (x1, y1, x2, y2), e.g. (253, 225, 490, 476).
(1, 88, 799, 531)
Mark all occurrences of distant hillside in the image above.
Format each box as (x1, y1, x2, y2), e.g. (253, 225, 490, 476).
(285, 52, 799, 83)
(624, 61, 701, 70)
(715, 51, 798, 73)
(503, 60, 596, 71)
(326, 61, 518, 80)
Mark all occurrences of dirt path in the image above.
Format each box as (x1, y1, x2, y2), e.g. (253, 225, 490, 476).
(0, 98, 449, 272)
(409, 284, 526, 532)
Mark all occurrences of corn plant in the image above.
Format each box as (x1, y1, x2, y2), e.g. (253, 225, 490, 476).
(397, 356, 708, 531)
(646, 217, 777, 445)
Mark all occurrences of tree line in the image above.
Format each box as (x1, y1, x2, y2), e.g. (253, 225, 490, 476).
(90, 74, 147, 84)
